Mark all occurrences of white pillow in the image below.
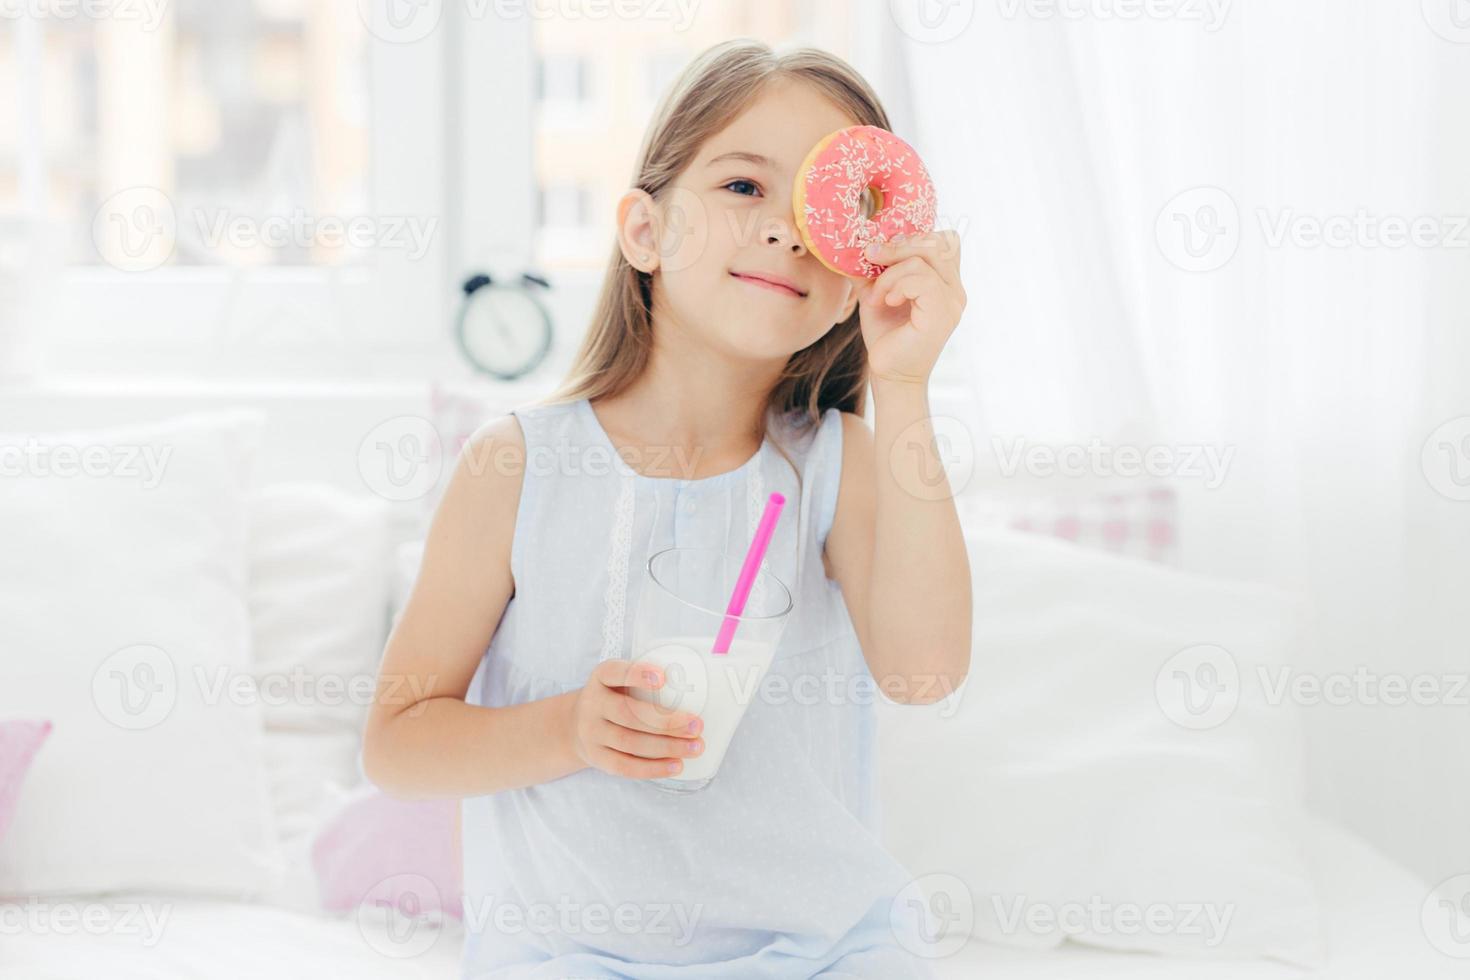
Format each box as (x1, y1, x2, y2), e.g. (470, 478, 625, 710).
(245, 481, 394, 911)
(0, 410, 280, 897)
(875, 527, 1323, 967)
(247, 483, 394, 735)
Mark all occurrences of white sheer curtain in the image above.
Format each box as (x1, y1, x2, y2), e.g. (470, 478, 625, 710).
(896, 0, 1470, 883)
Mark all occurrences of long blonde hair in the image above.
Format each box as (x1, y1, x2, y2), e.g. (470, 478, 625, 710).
(536, 39, 893, 480)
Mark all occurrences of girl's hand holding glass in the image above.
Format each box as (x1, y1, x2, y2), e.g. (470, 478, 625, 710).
(569, 658, 706, 780)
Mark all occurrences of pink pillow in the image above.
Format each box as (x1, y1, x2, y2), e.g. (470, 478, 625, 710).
(310, 783, 462, 920)
(968, 485, 1180, 565)
(1, 720, 53, 841)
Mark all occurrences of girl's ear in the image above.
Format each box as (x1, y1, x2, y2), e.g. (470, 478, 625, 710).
(617, 190, 660, 272)
(838, 279, 862, 323)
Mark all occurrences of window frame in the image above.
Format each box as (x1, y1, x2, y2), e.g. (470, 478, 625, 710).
(26, 7, 456, 379)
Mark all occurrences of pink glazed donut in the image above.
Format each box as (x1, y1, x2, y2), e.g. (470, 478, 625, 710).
(793, 125, 938, 279)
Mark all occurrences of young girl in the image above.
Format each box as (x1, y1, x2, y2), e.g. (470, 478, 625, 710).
(363, 39, 971, 979)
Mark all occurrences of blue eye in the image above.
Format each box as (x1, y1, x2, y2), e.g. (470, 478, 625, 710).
(722, 179, 760, 197)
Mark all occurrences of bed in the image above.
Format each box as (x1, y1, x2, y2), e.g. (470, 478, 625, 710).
(1, 386, 1456, 979)
(0, 816, 1453, 978)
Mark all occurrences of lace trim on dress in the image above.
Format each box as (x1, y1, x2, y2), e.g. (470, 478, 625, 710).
(599, 474, 636, 663)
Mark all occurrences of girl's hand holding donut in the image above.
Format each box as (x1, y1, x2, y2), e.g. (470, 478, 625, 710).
(569, 658, 706, 780)
(855, 230, 967, 387)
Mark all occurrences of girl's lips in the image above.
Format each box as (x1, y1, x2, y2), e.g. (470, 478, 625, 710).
(730, 272, 805, 298)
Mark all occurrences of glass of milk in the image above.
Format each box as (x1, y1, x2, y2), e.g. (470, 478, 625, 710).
(628, 546, 793, 793)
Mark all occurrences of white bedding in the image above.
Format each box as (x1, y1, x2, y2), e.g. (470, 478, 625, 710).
(930, 819, 1456, 979)
(1, 818, 1450, 979)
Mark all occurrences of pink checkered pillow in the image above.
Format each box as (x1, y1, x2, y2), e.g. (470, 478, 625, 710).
(426, 380, 504, 514)
(429, 381, 497, 464)
(963, 486, 1179, 565)
(1, 720, 53, 841)
(310, 783, 462, 920)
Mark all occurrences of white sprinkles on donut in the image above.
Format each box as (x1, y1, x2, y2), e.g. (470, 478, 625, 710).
(795, 125, 937, 279)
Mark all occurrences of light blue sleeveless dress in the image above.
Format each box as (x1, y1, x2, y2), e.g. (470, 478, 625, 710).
(460, 396, 935, 979)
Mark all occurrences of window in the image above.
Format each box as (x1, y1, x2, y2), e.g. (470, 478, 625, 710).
(536, 53, 588, 106)
(536, 183, 592, 230)
(10, 1, 448, 378)
(528, 6, 858, 277)
(642, 50, 687, 106)
(9, 2, 895, 380)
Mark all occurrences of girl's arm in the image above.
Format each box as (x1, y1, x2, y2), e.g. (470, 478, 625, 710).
(361, 417, 585, 800)
(826, 230, 973, 703)
(826, 394, 972, 704)
(361, 416, 701, 799)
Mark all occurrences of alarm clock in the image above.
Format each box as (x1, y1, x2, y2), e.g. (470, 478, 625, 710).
(454, 271, 554, 380)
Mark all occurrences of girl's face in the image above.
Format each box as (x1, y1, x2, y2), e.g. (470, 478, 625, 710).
(619, 78, 863, 362)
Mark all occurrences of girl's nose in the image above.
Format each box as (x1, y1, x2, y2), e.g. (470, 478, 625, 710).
(761, 214, 807, 256)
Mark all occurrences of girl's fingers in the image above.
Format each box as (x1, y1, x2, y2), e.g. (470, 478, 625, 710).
(599, 718, 704, 762)
(597, 656, 664, 692)
(884, 271, 940, 308)
(608, 684, 703, 736)
(868, 257, 934, 309)
(866, 231, 962, 288)
(592, 744, 686, 780)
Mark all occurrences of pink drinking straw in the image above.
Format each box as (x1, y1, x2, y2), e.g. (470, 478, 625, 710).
(711, 491, 786, 655)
